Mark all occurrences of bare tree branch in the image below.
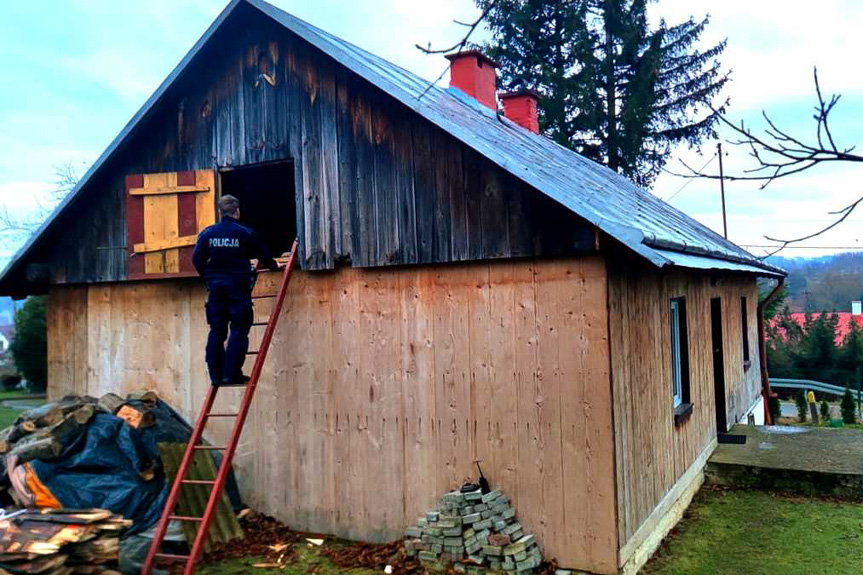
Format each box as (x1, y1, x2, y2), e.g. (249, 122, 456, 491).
(0, 162, 81, 249)
(665, 68, 863, 257)
(415, 1, 497, 55)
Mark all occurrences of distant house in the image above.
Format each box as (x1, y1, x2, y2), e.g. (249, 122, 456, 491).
(0, 1, 786, 573)
(772, 306, 863, 345)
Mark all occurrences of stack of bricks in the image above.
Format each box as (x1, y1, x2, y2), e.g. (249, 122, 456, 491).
(403, 487, 543, 574)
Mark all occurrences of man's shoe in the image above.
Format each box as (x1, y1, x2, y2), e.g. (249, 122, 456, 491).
(219, 374, 251, 387)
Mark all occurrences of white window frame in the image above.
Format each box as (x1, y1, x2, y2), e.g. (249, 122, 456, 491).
(671, 298, 685, 408)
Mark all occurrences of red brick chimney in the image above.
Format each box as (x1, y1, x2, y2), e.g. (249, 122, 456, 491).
(445, 50, 498, 110)
(500, 89, 541, 134)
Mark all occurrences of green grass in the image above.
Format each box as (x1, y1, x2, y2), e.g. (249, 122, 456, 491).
(0, 405, 21, 428)
(0, 389, 44, 400)
(198, 545, 379, 575)
(644, 489, 863, 575)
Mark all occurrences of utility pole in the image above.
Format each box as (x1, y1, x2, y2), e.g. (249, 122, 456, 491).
(717, 142, 728, 239)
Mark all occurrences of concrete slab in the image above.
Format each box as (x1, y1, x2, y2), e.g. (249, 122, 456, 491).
(706, 424, 863, 498)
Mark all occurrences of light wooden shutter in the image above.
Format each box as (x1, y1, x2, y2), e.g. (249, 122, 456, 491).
(125, 170, 216, 279)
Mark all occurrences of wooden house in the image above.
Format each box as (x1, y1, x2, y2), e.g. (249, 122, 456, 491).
(0, 1, 785, 573)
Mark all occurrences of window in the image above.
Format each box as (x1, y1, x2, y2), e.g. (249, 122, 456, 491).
(741, 296, 751, 367)
(670, 298, 691, 423)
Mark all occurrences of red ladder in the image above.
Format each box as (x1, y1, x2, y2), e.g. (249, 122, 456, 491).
(142, 240, 299, 575)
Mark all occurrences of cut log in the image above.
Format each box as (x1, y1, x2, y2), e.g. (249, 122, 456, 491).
(0, 424, 33, 454)
(16, 405, 63, 429)
(70, 405, 95, 426)
(125, 391, 158, 406)
(95, 394, 124, 415)
(115, 405, 154, 429)
(9, 435, 62, 463)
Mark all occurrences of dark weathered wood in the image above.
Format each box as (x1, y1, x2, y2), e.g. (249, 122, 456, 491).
(20, 3, 598, 290)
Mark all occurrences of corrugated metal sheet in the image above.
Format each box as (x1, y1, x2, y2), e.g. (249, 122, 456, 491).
(0, 0, 784, 285)
(653, 249, 784, 277)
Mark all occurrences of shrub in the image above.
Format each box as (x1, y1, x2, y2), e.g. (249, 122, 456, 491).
(841, 387, 857, 424)
(768, 395, 782, 424)
(820, 399, 831, 422)
(796, 390, 808, 422)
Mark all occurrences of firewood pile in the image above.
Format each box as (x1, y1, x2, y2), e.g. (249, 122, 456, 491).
(0, 391, 160, 502)
(0, 508, 130, 574)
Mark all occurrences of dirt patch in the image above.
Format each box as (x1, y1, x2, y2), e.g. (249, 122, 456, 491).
(322, 540, 423, 573)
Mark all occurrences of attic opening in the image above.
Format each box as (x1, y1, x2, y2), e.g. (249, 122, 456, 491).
(219, 160, 296, 258)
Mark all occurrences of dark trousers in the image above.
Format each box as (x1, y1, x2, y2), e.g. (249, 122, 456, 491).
(205, 275, 253, 383)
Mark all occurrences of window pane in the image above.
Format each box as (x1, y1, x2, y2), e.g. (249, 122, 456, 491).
(671, 300, 682, 406)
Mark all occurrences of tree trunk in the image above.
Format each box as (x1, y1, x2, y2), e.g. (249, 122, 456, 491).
(604, 0, 619, 171)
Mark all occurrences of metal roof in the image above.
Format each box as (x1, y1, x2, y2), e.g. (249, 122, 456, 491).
(0, 0, 785, 284)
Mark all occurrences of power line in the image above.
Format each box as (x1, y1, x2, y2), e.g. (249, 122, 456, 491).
(742, 244, 863, 250)
(664, 152, 717, 202)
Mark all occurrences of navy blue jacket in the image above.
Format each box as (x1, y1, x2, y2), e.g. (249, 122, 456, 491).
(192, 216, 278, 279)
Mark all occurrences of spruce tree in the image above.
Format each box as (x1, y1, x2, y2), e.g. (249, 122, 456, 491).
(795, 389, 808, 423)
(477, 0, 729, 186)
(820, 399, 830, 423)
(841, 387, 856, 424)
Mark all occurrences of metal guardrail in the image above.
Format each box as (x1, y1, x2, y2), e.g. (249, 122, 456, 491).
(769, 378, 851, 397)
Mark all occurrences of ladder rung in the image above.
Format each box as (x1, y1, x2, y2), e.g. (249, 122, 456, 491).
(193, 445, 226, 450)
(246, 350, 259, 355)
(155, 553, 190, 562)
(206, 413, 240, 417)
(181, 479, 215, 485)
(251, 322, 268, 326)
(170, 515, 204, 522)
(252, 294, 276, 299)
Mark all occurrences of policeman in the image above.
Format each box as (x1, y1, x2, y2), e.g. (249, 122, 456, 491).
(192, 195, 282, 386)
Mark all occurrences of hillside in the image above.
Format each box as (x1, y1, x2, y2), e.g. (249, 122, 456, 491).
(768, 253, 863, 312)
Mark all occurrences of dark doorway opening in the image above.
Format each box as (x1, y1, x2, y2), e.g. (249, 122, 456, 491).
(219, 161, 296, 257)
(710, 297, 728, 434)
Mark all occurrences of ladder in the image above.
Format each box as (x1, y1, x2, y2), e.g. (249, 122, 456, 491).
(142, 239, 299, 575)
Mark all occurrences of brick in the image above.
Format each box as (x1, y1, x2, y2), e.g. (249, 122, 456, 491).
(464, 490, 483, 501)
(418, 551, 437, 562)
(555, 570, 573, 575)
(501, 507, 516, 520)
(474, 518, 493, 531)
(405, 527, 423, 538)
(516, 555, 540, 570)
(475, 528, 491, 543)
(481, 489, 502, 503)
(503, 541, 526, 556)
(473, 503, 488, 512)
(462, 513, 482, 525)
(432, 544, 443, 554)
(463, 527, 476, 540)
(514, 550, 527, 562)
(481, 510, 495, 519)
(483, 545, 504, 556)
(491, 502, 510, 513)
(438, 518, 462, 529)
(464, 536, 477, 547)
(427, 511, 440, 522)
(444, 527, 463, 537)
(510, 529, 524, 541)
(467, 554, 484, 564)
(490, 560, 502, 570)
(462, 505, 475, 514)
(494, 520, 508, 532)
(502, 522, 522, 536)
(445, 537, 464, 546)
(488, 533, 511, 546)
(465, 541, 482, 555)
(444, 491, 466, 503)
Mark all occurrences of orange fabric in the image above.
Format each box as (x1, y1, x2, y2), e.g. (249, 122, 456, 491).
(24, 463, 61, 509)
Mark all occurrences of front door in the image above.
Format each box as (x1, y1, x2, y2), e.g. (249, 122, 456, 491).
(710, 297, 728, 433)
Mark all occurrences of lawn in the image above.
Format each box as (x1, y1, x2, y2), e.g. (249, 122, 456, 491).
(0, 405, 22, 428)
(198, 545, 379, 575)
(644, 488, 863, 575)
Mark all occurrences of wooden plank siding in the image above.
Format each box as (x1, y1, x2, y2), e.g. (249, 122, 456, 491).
(29, 3, 592, 288)
(607, 258, 762, 553)
(46, 257, 619, 574)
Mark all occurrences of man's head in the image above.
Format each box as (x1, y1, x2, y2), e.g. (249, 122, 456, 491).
(219, 195, 240, 219)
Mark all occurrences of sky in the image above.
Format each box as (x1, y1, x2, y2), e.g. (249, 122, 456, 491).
(1, 0, 863, 263)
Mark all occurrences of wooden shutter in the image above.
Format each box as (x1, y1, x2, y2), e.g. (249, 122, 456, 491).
(125, 170, 216, 280)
